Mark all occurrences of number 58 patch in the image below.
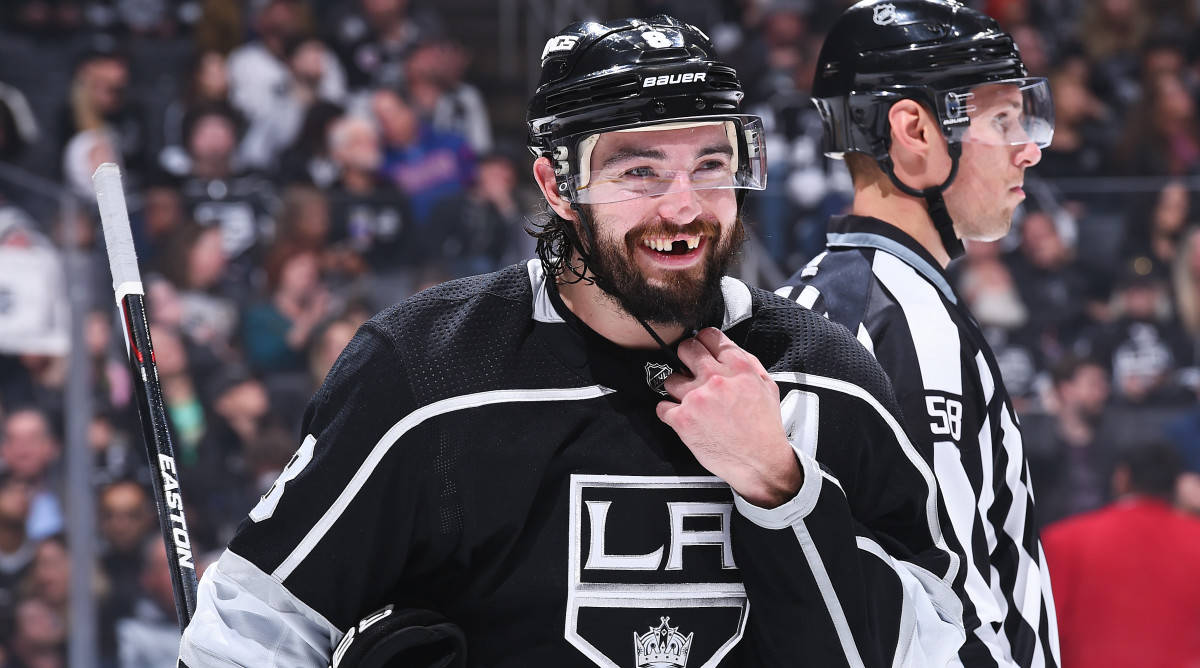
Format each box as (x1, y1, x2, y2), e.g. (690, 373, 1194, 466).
(926, 395, 963, 442)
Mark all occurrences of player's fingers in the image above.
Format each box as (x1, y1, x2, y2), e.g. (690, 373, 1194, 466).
(662, 370, 701, 400)
(676, 336, 719, 375)
(655, 399, 680, 426)
(694, 327, 741, 364)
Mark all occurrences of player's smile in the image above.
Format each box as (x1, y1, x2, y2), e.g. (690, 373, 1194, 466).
(636, 233, 708, 268)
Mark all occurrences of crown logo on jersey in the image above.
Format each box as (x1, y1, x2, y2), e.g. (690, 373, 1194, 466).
(634, 617, 693, 668)
(645, 362, 672, 396)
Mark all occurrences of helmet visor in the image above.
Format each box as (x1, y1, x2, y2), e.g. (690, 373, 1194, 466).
(559, 115, 766, 204)
(940, 78, 1054, 149)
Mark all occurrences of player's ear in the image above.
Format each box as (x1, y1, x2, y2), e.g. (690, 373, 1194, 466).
(533, 157, 577, 222)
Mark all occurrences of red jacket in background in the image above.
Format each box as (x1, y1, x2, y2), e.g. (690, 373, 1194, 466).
(1043, 497, 1200, 668)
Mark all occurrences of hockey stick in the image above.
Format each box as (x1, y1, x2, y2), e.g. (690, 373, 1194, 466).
(92, 163, 198, 629)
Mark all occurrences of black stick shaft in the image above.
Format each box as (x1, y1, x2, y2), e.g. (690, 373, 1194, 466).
(119, 292, 198, 628)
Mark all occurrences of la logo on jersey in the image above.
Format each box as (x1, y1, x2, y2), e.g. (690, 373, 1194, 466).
(566, 475, 748, 668)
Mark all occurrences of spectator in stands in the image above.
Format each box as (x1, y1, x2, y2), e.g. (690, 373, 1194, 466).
(1007, 210, 1098, 357)
(0, 475, 35, 641)
(59, 47, 145, 179)
(159, 50, 246, 178)
(1080, 0, 1151, 110)
(276, 100, 345, 187)
(0, 409, 62, 543)
(83, 309, 130, 421)
(428, 152, 524, 277)
(1036, 53, 1113, 179)
(372, 87, 474, 228)
(1113, 71, 1200, 176)
(1026, 355, 1113, 526)
(1173, 437, 1200, 516)
(154, 222, 238, 355)
(956, 239, 1041, 408)
(8, 595, 65, 667)
(275, 184, 365, 284)
(1174, 225, 1200, 341)
(326, 114, 413, 274)
(1006, 22, 1048, 76)
(241, 244, 335, 376)
(147, 325, 205, 461)
(191, 368, 273, 533)
(22, 536, 71, 630)
(405, 38, 492, 154)
(1091, 261, 1194, 405)
(96, 480, 154, 623)
(328, 0, 444, 91)
(1043, 441, 1200, 668)
(61, 125, 119, 200)
(134, 181, 187, 264)
(1123, 179, 1193, 277)
(228, 0, 346, 169)
(114, 540, 180, 668)
(174, 103, 278, 291)
(0, 81, 39, 165)
(246, 37, 347, 173)
(307, 316, 358, 389)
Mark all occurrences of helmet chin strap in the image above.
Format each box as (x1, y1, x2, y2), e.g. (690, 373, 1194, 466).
(878, 142, 966, 261)
(562, 202, 693, 376)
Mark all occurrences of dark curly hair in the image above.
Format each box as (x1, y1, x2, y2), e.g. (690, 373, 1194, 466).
(526, 202, 596, 285)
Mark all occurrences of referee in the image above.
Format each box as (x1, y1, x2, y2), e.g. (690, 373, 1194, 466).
(777, 2, 1060, 666)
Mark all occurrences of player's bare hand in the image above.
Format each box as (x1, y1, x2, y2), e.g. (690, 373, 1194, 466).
(656, 328, 802, 508)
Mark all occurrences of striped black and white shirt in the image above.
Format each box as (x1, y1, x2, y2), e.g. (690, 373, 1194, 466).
(180, 259, 965, 667)
(778, 215, 1060, 668)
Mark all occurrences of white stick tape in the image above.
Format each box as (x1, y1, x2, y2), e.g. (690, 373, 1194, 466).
(92, 163, 143, 292)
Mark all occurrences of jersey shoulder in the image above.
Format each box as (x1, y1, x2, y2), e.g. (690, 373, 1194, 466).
(742, 286, 898, 414)
(366, 264, 546, 404)
(782, 247, 883, 333)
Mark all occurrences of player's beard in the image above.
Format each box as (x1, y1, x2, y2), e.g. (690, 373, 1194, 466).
(578, 206, 745, 330)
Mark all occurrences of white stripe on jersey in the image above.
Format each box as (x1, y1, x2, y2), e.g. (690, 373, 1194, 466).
(796, 284, 822, 310)
(794, 520, 867, 668)
(856, 323, 875, 357)
(871, 252, 962, 395)
(274, 385, 616, 580)
(769, 372, 960, 590)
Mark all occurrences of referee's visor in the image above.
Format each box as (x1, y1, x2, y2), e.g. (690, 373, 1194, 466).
(940, 78, 1054, 149)
(559, 115, 766, 205)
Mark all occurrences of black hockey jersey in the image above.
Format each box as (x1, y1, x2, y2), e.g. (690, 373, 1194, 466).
(180, 260, 964, 667)
(777, 216, 1060, 667)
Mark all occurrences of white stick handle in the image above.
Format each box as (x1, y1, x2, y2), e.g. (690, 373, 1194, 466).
(92, 162, 144, 300)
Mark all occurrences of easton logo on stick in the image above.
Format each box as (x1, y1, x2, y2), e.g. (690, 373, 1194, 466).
(157, 454, 195, 570)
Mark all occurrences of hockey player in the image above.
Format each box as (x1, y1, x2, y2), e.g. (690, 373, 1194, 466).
(777, 1, 1060, 666)
(180, 16, 964, 667)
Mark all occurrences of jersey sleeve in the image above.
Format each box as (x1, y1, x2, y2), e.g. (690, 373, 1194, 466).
(724, 304, 964, 667)
(730, 369, 964, 668)
(181, 321, 440, 665)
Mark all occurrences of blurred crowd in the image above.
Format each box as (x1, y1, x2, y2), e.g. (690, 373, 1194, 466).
(0, 0, 1196, 665)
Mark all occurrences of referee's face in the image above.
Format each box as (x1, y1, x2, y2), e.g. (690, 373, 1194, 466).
(581, 124, 743, 327)
(944, 84, 1044, 242)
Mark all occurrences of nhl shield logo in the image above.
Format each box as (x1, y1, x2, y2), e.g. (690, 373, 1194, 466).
(565, 475, 748, 668)
(873, 3, 898, 25)
(645, 362, 673, 396)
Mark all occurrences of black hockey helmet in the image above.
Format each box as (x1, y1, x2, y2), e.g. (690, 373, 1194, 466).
(812, 0, 1053, 258)
(527, 15, 766, 205)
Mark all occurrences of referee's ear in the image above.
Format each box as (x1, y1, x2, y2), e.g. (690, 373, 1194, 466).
(533, 157, 577, 222)
(329, 605, 467, 668)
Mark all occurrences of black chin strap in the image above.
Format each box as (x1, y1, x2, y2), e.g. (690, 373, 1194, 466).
(563, 203, 692, 375)
(879, 143, 966, 261)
